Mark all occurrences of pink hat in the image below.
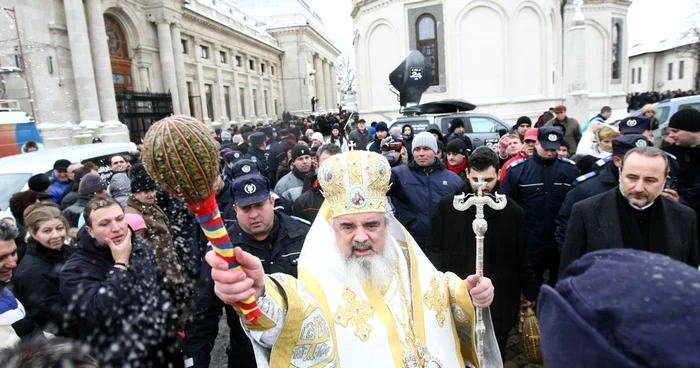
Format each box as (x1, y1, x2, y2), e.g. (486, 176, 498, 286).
(524, 128, 538, 142)
(125, 213, 147, 232)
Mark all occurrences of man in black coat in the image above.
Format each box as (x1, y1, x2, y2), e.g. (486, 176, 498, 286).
(561, 146, 699, 272)
(183, 171, 309, 368)
(60, 197, 182, 367)
(426, 147, 538, 353)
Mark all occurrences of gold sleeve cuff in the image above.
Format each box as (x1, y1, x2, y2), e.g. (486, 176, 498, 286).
(243, 276, 288, 331)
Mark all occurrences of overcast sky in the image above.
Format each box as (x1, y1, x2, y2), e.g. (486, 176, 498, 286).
(307, 0, 697, 56)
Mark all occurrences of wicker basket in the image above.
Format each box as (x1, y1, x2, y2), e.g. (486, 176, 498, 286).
(520, 307, 543, 364)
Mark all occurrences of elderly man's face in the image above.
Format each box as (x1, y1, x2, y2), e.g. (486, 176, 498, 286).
(333, 212, 387, 258)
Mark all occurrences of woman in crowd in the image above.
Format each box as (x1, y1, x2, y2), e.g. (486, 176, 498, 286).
(11, 202, 76, 337)
(575, 122, 620, 158)
(328, 123, 348, 152)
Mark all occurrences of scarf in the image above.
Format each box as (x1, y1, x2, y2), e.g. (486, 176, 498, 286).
(447, 158, 468, 176)
(292, 167, 312, 182)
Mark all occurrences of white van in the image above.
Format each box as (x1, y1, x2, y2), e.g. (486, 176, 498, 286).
(0, 143, 137, 211)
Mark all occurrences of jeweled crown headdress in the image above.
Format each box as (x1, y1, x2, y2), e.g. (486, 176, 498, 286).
(318, 149, 392, 218)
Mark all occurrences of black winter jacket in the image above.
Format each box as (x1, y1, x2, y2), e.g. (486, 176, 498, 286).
(182, 212, 309, 368)
(60, 229, 182, 368)
(12, 239, 77, 337)
(62, 196, 89, 228)
(426, 183, 538, 349)
(292, 173, 324, 223)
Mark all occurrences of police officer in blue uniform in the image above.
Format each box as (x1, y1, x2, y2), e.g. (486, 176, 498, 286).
(555, 135, 653, 251)
(501, 126, 581, 286)
(245, 132, 274, 184)
(183, 169, 309, 368)
(619, 116, 683, 194)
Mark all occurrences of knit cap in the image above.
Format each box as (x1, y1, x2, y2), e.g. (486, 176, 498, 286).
(412, 132, 438, 153)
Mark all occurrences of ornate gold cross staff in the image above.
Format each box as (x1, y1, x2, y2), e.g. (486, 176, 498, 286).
(452, 176, 507, 364)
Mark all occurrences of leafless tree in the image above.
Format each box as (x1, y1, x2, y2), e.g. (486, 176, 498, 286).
(336, 52, 356, 95)
(677, 0, 700, 90)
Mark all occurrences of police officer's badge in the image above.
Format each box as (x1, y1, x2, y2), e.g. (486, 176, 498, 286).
(244, 183, 257, 194)
(548, 134, 557, 142)
(242, 165, 251, 173)
(627, 119, 637, 127)
(234, 152, 240, 158)
(635, 139, 647, 147)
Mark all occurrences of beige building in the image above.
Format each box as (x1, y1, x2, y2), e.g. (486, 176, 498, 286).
(628, 38, 699, 93)
(236, 0, 342, 115)
(0, 0, 286, 147)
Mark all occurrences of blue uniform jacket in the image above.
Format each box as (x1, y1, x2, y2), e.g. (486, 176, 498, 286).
(555, 161, 619, 251)
(388, 159, 463, 248)
(501, 152, 581, 254)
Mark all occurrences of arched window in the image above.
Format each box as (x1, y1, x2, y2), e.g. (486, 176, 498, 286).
(612, 22, 622, 80)
(416, 14, 439, 85)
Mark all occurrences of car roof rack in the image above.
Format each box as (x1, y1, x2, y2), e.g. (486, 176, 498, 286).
(400, 99, 476, 116)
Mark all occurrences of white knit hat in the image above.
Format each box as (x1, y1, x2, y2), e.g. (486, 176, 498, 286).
(311, 132, 324, 142)
(412, 131, 438, 152)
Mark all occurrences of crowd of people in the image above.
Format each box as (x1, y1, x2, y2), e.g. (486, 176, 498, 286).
(0, 103, 698, 367)
(626, 89, 699, 112)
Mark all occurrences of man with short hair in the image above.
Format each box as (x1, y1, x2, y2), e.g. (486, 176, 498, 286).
(499, 128, 538, 183)
(347, 119, 372, 150)
(0, 220, 42, 348)
(497, 132, 524, 166)
(501, 126, 580, 285)
(545, 105, 582, 153)
(67, 163, 83, 182)
(582, 105, 612, 132)
(275, 144, 314, 203)
(109, 155, 129, 175)
(388, 132, 463, 247)
(557, 141, 570, 159)
(367, 122, 389, 152)
(555, 135, 653, 251)
(204, 149, 496, 367)
(427, 147, 538, 353)
(48, 159, 73, 204)
(60, 197, 182, 366)
(560, 147, 699, 271)
(183, 171, 309, 368)
(293, 143, 343, 222)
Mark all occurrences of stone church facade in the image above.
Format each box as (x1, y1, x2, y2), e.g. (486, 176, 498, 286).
(352, 0, 632, 124)
(0, 0, 331, 147)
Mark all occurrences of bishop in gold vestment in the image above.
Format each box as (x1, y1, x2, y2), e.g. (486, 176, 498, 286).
(207, 150, 501, 368)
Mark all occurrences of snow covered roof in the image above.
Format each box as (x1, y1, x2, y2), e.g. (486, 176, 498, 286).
(629, 37, 699, 57)
(231, 0, 339, 52)
(187, 0, 280, 49)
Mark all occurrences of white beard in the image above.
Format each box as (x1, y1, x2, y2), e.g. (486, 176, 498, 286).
(331, 233, 399, 293)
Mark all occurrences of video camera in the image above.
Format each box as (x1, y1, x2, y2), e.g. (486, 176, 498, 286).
(380, 136, 404, 152)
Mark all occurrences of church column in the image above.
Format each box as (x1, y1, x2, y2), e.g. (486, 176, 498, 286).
(138, 66, 150, 91)
(63, 0, 101, 122)
(248, 74, 256, 118)
(84, 0, 118, 123)
(170, 23, 190, 115)
(313, 54, 326, 111)
(232, 70, 241, 122)
(154, 18, 181, 114)
(193, 38, 209, 122)
(329, 63, 338, 109)
(214, 46, 228, 122)
(323, 60, 332, 112)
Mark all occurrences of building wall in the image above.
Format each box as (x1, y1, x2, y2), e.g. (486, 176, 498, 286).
(352, 0, 631, 124)
(628, 50, 698, 93)
(0, 0, 286, 146)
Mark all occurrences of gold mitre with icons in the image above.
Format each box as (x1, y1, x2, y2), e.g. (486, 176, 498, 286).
(318, 149, 392, 218)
